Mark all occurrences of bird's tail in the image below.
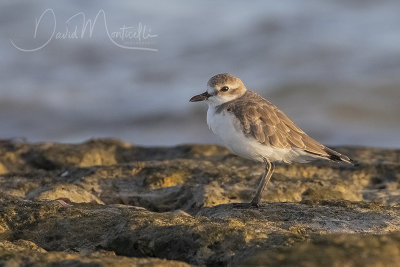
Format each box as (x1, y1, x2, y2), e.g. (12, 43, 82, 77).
(323, 147, 357, 166)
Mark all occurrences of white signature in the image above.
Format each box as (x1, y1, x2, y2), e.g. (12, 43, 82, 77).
(10, 9, 158, 52)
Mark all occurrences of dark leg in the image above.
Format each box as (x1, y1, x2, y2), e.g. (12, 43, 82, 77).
(250, 158, 274, 207)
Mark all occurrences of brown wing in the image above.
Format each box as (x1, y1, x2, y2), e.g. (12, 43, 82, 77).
(228, 91, 330, 157)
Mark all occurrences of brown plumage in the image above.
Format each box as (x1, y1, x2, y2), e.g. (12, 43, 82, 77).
(216, 91, 353, 164)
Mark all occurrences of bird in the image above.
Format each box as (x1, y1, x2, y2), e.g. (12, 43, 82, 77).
(189, 73, 354, 207)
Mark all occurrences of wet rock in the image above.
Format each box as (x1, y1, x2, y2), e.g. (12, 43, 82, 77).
(0, 138, 400, 265)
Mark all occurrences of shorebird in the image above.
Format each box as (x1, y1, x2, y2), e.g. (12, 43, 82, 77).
(190, 73, 354, 207)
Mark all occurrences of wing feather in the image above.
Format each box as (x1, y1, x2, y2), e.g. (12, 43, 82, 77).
(220, 91, 353, 164)
(227, 91, 328, 155)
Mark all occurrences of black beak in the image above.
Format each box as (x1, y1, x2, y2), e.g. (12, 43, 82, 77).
(189, 92, 211, 102)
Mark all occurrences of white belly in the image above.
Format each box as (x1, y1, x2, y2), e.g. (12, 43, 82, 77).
(206, 106, 308, 163)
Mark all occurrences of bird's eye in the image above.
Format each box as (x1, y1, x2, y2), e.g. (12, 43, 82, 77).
(220, 86, 229, 92)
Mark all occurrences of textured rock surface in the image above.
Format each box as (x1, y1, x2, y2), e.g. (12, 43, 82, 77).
(0, 239, 189, 267)
(243, 233, 400, 267)
(0, 139, 399, 266)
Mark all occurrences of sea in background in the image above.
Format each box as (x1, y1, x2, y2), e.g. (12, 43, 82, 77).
(0, 0, 399, 147)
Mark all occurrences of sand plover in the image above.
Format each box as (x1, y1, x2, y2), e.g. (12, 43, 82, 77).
(190, 73, 354, 207)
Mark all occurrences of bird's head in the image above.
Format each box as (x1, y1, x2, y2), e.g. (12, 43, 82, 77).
(190, 73, 247, 105)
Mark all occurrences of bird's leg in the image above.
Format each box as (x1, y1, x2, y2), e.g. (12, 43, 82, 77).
(250, 158, 274, 207)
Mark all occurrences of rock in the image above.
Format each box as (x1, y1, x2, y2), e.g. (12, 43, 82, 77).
(27, 184, 104, 204)
(0, 239, 189, 267)
(243, 233, 400, 266)
(0, 162, 7, 175)
(0, 138, 400, 265)
(1, 193, 400, 265)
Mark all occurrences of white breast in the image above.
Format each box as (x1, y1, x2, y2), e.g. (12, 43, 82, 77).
(206, 106, 309, 163)
(207, 106, 263, 161)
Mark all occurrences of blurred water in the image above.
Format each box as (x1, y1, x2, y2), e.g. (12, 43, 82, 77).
(0, 0, 399, 147)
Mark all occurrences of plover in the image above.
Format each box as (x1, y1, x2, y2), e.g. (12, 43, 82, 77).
(190, 73, 354, 207)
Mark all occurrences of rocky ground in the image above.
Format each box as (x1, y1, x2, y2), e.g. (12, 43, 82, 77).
(0, 139, 399, 266)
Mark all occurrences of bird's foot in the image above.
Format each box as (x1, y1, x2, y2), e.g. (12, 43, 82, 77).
(250, 201, 260, 208)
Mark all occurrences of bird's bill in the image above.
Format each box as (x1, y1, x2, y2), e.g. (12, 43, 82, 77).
(189, 92, 211, 102)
